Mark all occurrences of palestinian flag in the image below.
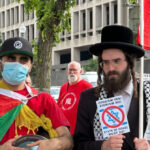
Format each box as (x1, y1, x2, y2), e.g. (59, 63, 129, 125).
(0, 94, 24, 140)
(0, 80, 58, 141)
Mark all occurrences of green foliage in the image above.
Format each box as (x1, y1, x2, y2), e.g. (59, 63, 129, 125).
(129, 0, 137, 4)
(16, 0, 76, 44)
(31, 38, 38, 62)
(30, 38, 40, 82)
(83, 59, 98, 72)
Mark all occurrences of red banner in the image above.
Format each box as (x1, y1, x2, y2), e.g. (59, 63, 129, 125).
(137, 0, 150, 50)
(136, 24, 140, 46)
(143, 0, 150, 50)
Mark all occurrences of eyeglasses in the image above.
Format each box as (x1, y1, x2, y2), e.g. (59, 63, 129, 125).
(100, 58, 126, 68)
(68, 69, 79, 73)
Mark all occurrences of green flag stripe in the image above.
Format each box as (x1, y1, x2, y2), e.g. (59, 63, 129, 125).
(0, 103, 24, 141)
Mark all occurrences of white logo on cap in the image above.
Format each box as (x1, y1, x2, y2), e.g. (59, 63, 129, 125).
(14, 41, 23, 49)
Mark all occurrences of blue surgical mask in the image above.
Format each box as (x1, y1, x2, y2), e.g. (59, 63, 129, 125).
(2, 62, 29, 85)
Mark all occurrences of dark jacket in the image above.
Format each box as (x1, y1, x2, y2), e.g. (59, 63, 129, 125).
(73, 87, 147, 150)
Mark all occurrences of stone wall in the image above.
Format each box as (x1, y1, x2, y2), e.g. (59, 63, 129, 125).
(51, 64, 68, 86)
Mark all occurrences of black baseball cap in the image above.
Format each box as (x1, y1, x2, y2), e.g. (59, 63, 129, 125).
(0, 37, 33, 59)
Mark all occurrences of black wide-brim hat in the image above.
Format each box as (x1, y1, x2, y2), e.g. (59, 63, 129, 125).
(0, 37, 33, 58)
(89, 25, 145, 58)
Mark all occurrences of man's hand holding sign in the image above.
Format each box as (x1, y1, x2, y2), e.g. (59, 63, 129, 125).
(102, 134, 125, 150)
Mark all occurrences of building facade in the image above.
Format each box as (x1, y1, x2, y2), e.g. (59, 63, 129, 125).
(53, 0, 129, 65)
(0, 0, 140, 85)
(0, 0, 37, 42)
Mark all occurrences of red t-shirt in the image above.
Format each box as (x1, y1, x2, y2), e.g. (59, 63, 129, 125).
(0, 87, 69, 144)
(57, 80, 93, 134)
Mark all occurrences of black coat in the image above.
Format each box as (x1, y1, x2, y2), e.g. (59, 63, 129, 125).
(73, 87, 147, 150)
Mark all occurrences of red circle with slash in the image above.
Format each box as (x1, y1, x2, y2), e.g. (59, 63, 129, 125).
(102, 106, 125, 128)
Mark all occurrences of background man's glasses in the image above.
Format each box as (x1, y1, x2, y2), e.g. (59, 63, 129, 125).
(68, 69, 79, 73)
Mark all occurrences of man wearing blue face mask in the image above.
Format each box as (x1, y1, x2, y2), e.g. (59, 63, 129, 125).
(0, 37, 73, 150)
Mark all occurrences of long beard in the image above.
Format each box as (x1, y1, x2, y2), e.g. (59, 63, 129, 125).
(68, 74, 77, 83)
(103, 66, 130, 97)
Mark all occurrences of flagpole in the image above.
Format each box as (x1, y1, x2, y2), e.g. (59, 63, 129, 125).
(139, 0, 144, 139)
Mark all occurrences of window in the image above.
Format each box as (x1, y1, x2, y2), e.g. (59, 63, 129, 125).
(0, 13, 2, 28)
(106, 5, 109, 25)
(2, 33, 5, 41)
(11, 8, 14, 25)
(21, 5, 25, 22)
(73, 12, 79, 33)
(83, 11, 86, 30)
(7, 0, 10, 5)
(2, 0, 5, 6)
(60, 53, 71, 64)
(76, 0, 79, 5)
(89, 9, 93, 29)
(15, 29, 19, 37)
(15, 6, 19, 23)
(30, 12, 34, 19)
(81, 10, 86, 31)
(114, 3, 117, 24)
(11, 30, 14, 37)
(83, 0, 86, 3)
(80, 50, 92, 61)
(2, 11, 5, 27)
(7, 9, 10, 26)
(26, 26, 29, 41)
(31, 24, 34, 41)
(96, 5, 102, 28)
(7, 31, 10, 38)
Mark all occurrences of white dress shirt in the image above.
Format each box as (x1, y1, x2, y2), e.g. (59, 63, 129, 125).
(114, 79, 133, 114)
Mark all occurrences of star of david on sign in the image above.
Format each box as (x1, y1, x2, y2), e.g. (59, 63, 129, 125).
(14, 41, 23, 49)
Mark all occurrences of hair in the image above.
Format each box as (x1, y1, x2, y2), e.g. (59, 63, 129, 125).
(68, 61, 81, 70)
(95, 49, 138, 98)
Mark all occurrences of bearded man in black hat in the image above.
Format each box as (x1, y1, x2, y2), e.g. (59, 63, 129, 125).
(0, 37, 73, 150)
(73, 25, 150, 150)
